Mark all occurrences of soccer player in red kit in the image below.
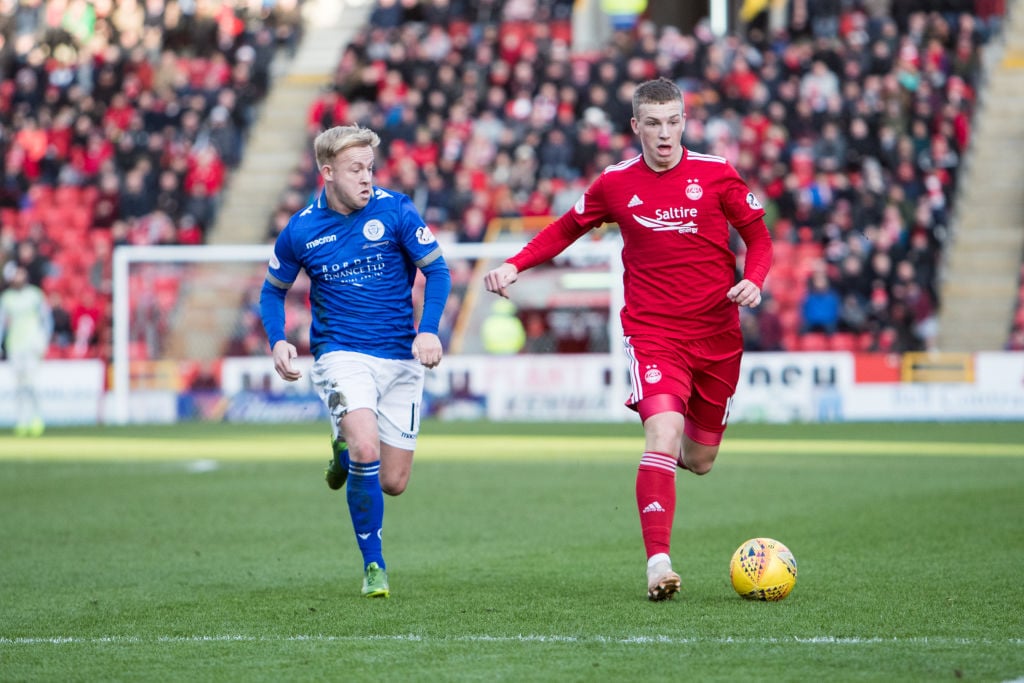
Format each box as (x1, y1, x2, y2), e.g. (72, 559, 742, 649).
(484, 78, 773, 601)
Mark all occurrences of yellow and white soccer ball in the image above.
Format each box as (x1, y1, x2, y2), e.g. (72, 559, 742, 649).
(729, 537, 798, 601)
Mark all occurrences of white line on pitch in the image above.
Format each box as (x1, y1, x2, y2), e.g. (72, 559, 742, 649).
(2, 634, 1022, 646)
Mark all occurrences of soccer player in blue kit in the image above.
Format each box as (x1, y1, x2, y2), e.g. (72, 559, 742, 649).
(259, 125, 452, 598)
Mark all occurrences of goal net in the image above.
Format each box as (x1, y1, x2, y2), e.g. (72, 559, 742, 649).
(110, 236, 627, 425)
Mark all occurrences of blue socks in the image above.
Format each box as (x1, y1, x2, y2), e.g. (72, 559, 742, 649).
(347, 460, 385, 570)
(333, 439, 350, 471)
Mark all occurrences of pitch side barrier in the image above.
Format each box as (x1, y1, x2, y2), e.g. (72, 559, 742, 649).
(4, 350, 1022, 427)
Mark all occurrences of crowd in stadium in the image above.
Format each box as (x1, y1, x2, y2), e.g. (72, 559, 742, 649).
(263, 0, 1008, 355)
(0, 0, 301, 359)
(0, 0, 1020, 363)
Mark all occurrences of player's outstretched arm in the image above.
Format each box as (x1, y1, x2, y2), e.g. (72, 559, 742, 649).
(271, 340, 302, 381)
(484, 262, 519, 298)
(485, 213, 592, 298)
(412, 332, 443, 368)
(727, 279, 762, 308)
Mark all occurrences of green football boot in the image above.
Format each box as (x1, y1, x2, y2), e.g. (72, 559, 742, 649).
(361, 562, 390, 598)
(324, 438, 348, 490)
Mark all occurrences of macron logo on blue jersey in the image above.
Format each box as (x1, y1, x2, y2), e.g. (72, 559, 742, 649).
(305, 234, 337, 250)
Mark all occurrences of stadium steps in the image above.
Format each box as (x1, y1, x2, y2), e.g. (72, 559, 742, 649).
(165, 265, 251, 360)
(164, 0, 373, 362)
(938, 0, 1024, 352)
(210, 0, 372, 245)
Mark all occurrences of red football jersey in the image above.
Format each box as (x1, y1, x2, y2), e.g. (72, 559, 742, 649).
(510, 149, 772, 339)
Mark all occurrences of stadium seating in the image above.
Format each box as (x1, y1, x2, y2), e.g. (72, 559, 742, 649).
(0, 1, 1008, 360)
(268, 2, 1002, 354)
(0, 0, 297, 359)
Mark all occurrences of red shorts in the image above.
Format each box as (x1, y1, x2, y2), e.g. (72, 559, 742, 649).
(623, 327, 743, 444)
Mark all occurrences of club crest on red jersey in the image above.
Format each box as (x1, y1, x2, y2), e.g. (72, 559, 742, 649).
(644, 365, 663, 383)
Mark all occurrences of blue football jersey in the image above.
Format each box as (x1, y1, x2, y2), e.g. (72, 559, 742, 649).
(266, 187, 444, 360)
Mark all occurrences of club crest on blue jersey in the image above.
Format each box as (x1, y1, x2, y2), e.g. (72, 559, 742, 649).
(363, 219, 385, 241)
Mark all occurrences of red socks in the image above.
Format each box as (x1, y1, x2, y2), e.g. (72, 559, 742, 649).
(636, 452, 677, 558)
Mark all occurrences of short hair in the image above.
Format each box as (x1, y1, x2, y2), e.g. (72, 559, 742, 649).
(632, 78, 684, 119)
(313, 125, 380, 168)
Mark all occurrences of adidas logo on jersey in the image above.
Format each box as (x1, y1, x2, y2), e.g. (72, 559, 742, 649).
(627, 194, 643, 207)
(642, 501, 666, 513)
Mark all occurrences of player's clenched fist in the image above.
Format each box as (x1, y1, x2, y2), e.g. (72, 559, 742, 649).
(412, 332, 443, 368)
(726, 279, 762, 308)
(271, 340, 302, 381)
(484, 263, 519, 298)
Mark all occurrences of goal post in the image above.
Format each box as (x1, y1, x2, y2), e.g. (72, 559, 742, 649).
(112, 244, 273, 424)
(111, 239, 627, 425)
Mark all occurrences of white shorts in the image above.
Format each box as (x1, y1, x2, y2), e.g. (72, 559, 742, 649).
(309, 350, 425, 451)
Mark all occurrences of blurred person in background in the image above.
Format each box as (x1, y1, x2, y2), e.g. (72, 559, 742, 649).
(485, 78, 772, 601)
(259, 125, 451, 599)
(522, 310, 558, 353)
(482, 298, 526, 354)
(801, 271, 841, 335)
(0, 265, 53, 436)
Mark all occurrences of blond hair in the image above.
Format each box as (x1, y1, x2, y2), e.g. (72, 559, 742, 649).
(313, 125, 381, 168)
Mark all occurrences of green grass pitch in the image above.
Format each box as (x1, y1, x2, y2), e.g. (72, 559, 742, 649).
(1, 420, 1022, 682)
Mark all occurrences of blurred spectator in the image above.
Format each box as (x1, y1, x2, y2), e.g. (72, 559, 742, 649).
(7, 241, 49, 287)
(92, 172, 122, 229)
(482, 298, 526, 355)
(0, 264, 51, 436)
(182, 185, 218, 234)
(0, 152, 31, 208)
(119, 168, 156, 220)
(48, 292, 74, 352)
(739, 306, 762, 351)
(176, 214, 204, 245)
(207, 105, 243, 168)
(522, 310, 558, 353)
(802, 272, 841, 335)
(154, 170, 187, 224)
(70, 288, 102, 358)
(755, 298, 784, 351)
(838, 293, 869, 334)
(307, 87, 350, 135)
